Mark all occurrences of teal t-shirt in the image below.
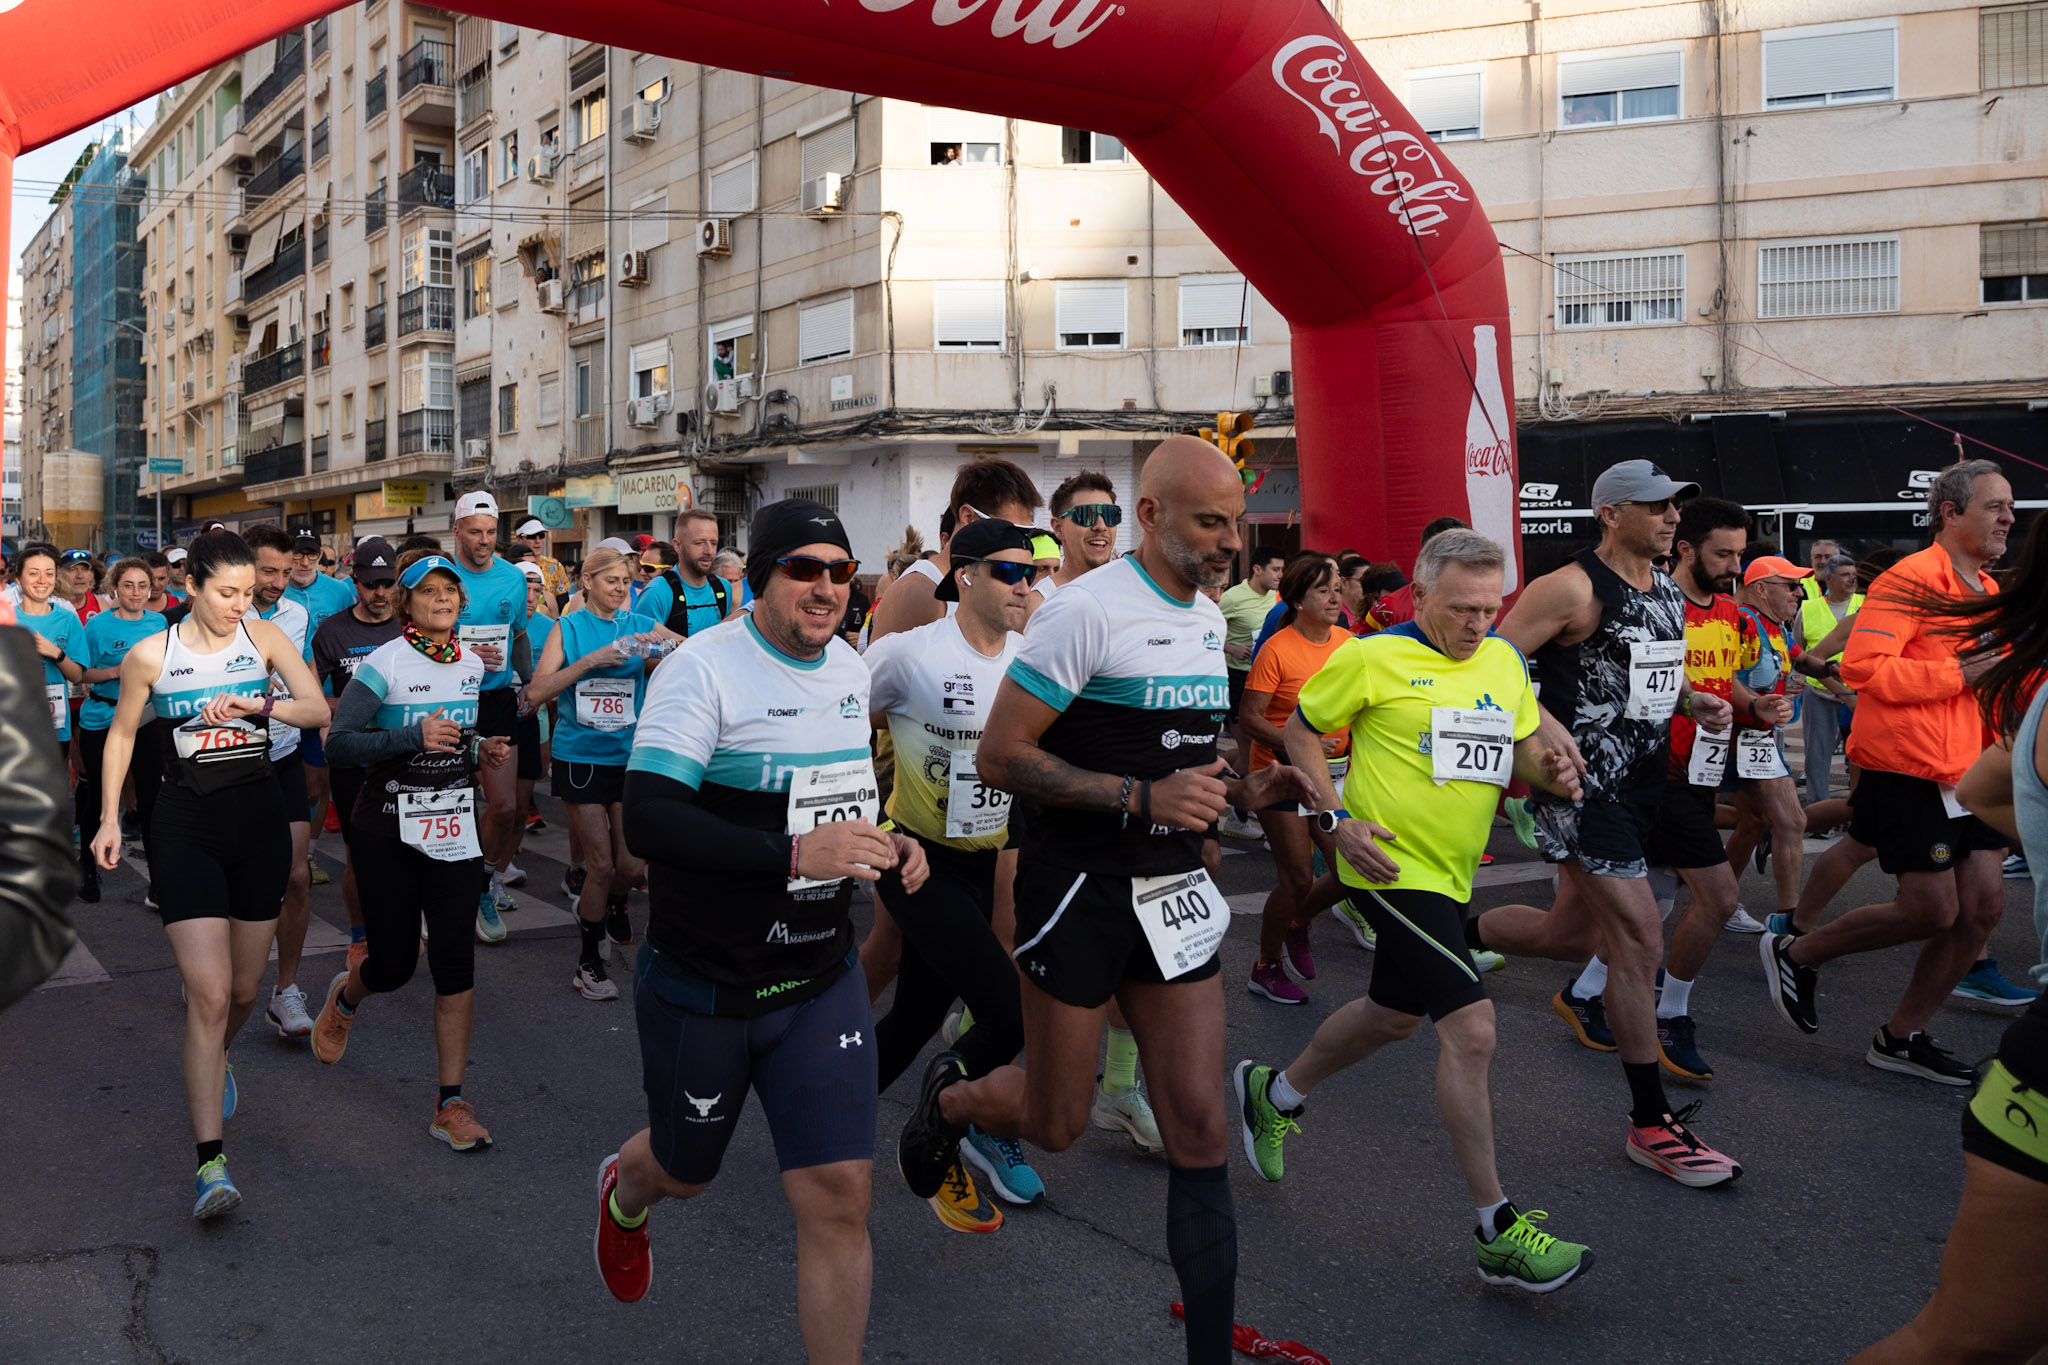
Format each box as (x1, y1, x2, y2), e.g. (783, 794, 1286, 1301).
(80, 609, 168, 731)
(636, 571, 728, 638)
(20, 605, 87, 740)
(285, 572, 357, 640)
(451, 556, 531, 692)
(549, 609, 661, 766)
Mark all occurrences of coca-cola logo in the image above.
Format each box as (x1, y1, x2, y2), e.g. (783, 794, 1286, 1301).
(1466, 440, 1512, 477)
(1270, 35, 1470, 236)
(850, 0, 1122, 49)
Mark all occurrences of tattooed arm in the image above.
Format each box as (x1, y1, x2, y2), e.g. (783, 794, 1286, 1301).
(977, 678, 1125, 813)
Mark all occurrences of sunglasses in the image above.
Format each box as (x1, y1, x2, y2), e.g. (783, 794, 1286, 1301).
(60, 550, 93, 564)
(960, 558, 1035, 587)
(1055, 503, 1123, 529)
(1620, 499, 1674, 515)
(639, 561, 665, 571)
(776, 555, 860, 585)
(358, 577, 397, 590)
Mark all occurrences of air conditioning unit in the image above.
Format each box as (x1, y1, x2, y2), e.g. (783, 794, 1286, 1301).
(696, 218, 732, 257)
(181, 380, 195, 400)
(617, 250, 650, 287)
(710, 379, 742, 413)
(526, 149, 556, 182)
(622, 99, 660, 142)
(736, 373, 758, 400)
(464, 437, 488, 464)
(225, 356, 242, 384)
(179, 294, 196, 314)
(538, 278, 566, 313)
(629, 395, 660, 427)
(801, 172, 844, 215)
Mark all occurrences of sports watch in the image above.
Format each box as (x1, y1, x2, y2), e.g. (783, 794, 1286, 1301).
(1315, 808, 1351, 835)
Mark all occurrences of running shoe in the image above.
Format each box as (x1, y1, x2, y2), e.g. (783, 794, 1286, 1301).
(1866, 1028, 1976, 1086)
(1473, 950, 1506, 973)
(1092, 1083, 1165, 1153)
(267, 983, 314, 1039)
(1248, 960, 1307, 1005)
(143, 893, 158, 911)
(526, 810, 548, 833)
(476, 890, 508, 944)
(1724, 906, 1768, 935)
(899, 1051, 969, 1200)
(193, 1155, 241, 1220)
(347, 939, 369, 972)
(500, 862, 528, 888)
(962, 1125, 1045, 1205)
(1656, 1014, 1714, 1082)
(561, 864, 588, 902)
(1752, 827, 1773, 874)
(1330, 899, 1376, 951)
(2005, 853, 2031, 880)
(605, 896, 633, 946)
(573, 958, 620, 1002)
(1551, 981, 1616, 1052)
(1759, 933, 1819, 1034)
(940, 1008, 966, 1048)
(308, 855, 330, 886)
(1952, 959, 2039, 1008)
(595, 1153, 652, 1303)
(311, 970, 356, 1065)
(1217, 809, 1263, 842)
(1508, 797, 1538, 851)
(1233, 1061, 1301, 1183)
(77, 866, 101, 903)
(430, 1096, 494, 1151)
(1625, 1102, 1742, 1188)
(489, 872, 518, 912)
(222, 1060, 238, 1121)
(928, 1160, 1004, 1234)
(323, 803, 341, 834)
(1282, 924, 1317, 981)
(1475, 1207, 1592, 1294)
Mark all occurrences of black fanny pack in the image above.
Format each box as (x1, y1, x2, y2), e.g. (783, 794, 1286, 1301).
(166, 716, 274, 795)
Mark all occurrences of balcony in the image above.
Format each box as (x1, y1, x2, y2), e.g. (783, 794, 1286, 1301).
(365, 417, 387, 463)
(243, 340, 305, 397)
(311, 329, 330, 370)
(398, 40, 455, 126)
(309, 432, 329, 474)
(243, 440, 305, 488)
(309, 116, 329, 165)
(396, 162, 454, 220)
(457, 68, 490, 129)
(246, 144, 305, 207)
(244, 237, 305, 303)
(399, 408, 455, 455)
(311, 218, 328, 267)
(365, 68, 388, 122)
(365, 182, 387, 236)
(364, 302, 387, 348)
(244, 37, 305, 126)
(310, 16, 327, 60)
(397, 285, 454, 339)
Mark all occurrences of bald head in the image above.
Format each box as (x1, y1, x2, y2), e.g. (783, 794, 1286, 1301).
(1137, 435, 1246, 592)
(1140, 435, 1244, 506)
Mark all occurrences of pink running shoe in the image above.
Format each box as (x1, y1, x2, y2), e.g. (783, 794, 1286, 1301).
(1247, 960, 1307, 1005)
(1626, 1103, 1742, 1188)
(1282, 924, 1317, 981)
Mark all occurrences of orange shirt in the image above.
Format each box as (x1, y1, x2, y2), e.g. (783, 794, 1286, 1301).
(1841, 542, 1997, 785)
(1245, 623, 1352, 769)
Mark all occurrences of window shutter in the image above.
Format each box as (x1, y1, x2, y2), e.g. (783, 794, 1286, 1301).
(707, 157, 754, 215)
(933, 281, 1005, 347)
(1764, 26, 1894, 101)
(1558, 49, 1681, 96)
(1981, 221, 2048, 277)
(800, 296, 855, 363)
(1758, 237, 1899, 319)
(1982, 3, 2048, 89)
(801, 118, 856, 181)
(1179, 275, 1250, 333)
(925, 108, 1005, 144)
(629, 193, 671, 252)
(1406, 72, 1482, 135)
(1057, 281, 1126, 336)
(496, 258, 522, 306)
(567, 192, 606, 261)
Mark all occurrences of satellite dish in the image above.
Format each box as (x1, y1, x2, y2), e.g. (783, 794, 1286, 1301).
(526, 495, 573, 530)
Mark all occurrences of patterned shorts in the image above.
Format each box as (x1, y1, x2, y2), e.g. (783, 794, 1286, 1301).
(1533, 792, 1661, 880)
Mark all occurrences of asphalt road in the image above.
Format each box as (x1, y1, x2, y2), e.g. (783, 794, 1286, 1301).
(4, 799, 2036, 1365)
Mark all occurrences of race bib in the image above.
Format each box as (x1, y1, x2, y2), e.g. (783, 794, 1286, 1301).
(1624, 640, 1685, 722)
(1687, 728, 1731, 787)
(172, 715, 267, 760)
(787, 756, 881, 891)
(399, 789, 483, 862)
(1132, 868, 1228, 979)
(458, 624, 510, 661)
(1939, 783, 1970, 820)
(1735, 728, 1787, 780)
(574, 677, 636, 732)
(1430, 707, 1514, 788)
(944, 748, 1011, 841)
(44, 682, 66, 730)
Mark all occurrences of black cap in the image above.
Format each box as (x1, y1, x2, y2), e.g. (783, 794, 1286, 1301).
(293, 528, 322, 554)
(746, 498, 854, 596)
(1366, 565, 1409, 593)
(935, 518, 1035, 602)
(352, 537, 398, 582)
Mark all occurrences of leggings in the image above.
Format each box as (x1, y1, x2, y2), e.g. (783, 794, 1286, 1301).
(74, 724, 163, 862)
(351, 827, 483, 997)
(873, 836, 1024, 1092)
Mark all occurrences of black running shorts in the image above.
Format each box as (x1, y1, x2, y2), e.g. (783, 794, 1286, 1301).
(1009, 859, 1223, 1009)
(1353, 887, 1489, 1022)
(1849, 769, 2010, 876)
(476, 686, 518, 739)
(1962, 998, 2048, 1186)
(1646, 779, 1726, 871)
(274, 750, 311, 825)
(635, 947, 877, 1186)
(515, 710, 543, 781)
(553, 760, 625, 806)
(150, 778, 292, 926)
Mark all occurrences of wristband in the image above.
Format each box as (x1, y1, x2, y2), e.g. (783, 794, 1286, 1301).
(788, 833, 802, 883)
(1119, 774, 1137, 829)
(1677, 691, 1692, 718)
(261, 694, 277, 719)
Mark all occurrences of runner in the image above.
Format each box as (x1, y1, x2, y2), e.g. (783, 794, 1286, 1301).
(514, 561, 555, 834)
(591, 499, 928, 1365)
(1469, 460, 1744, 1187)
(1760, 460, 2019, 1082)
(1239, 554, 1350, 1006)
(1218, 548, 1283, 721)
(87, 530, 328, 1218)
(446, 492, 531, 942)
(15, 547, 87, 788)
(73, 557, 165, 904)
(1042, 470, 1123, 595)
(143, 550, 181, 615)
(513, 515, 574, 607)
(894, 437, 1311, 1365)
(1233, 528, 1592, 1292)
(284, 528, 355, 876)
(637, 508, 734, 640)
(1365, 517, 1468, 632)
(243, 525, 318, 1039)
(310, 549, 511, 1156)
(865, 518, 1036, 1228)
(527, 546, 677, 1002)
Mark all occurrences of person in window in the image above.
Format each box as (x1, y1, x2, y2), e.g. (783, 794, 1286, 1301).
(936, 143, 963, 166)
(712, 339, 736, 382)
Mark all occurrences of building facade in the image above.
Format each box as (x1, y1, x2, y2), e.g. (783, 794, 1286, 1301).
(17, 167, 89, 548)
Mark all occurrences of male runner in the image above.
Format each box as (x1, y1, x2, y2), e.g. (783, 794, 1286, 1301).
(593, 500, 928, 1365)
(1760, 460, 2016, 1083)
(245, 525, 318, 1036)
(896, 436, 1310, 1364)
(1471, 460, 1743, 1186)
(637, 508, 732, 638)
(1365, 516, 1469, 632)
(284, 528, 357, 872)
(865, 458, 1040, 644)
(1234, 529, 1594, 1293)
(513, 516, 573, 606)
(448, 492, 531, 940)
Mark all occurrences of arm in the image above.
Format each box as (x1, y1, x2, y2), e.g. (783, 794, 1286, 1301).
(243, 619, 332, 729)
(1282, 711, 1344, 812)
(523, 626, 595, 708)
(620, 769, 902, 884)
(323, 677, 428, 767)
(1840, 588, 1960, 702)
(510, 628, 534, 685)
(1813, 610, 1856, 663)
(88, 641, 162, 865)
(979, 677, 1128, 815)
(867, 570, 942, 644)
(29, 623, 85, 683)
(1512, 732, 1585, 799)
(1957, 740, 2017, 843)
(1237, 686, 1287, 757)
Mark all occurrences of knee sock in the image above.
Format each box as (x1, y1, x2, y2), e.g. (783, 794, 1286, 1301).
(1573, 957, 1608, 999)
(1656, 974, 1694, 1019)
(1102, 1026, 1139, 1095)
(1624, 1061, 1669, 1127)
(1166, 1163, 1237, 1365)
(579, 917, 606, 967)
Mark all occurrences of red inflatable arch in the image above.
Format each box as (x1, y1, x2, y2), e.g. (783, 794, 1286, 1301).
(0, 0, 1520, 584)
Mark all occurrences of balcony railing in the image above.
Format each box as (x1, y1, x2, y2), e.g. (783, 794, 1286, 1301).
(397, 163, 455, 218)
(364, 302, 387, 348)
(244, 37, 305, 123)
(244, 237, 305, 302)
(310, 17, 327, 59)
(244, 440, 305, 487)
(245, 144, 305, 205)
(243, 340, 305, 396)
(310, 329, 330, 370)
(399, 40, 453, 97)
(309, 432, 329, 473)
(399, 408, 455, 455)
(365, 417, 388, 462)
(398, 285, 455, 338)
(309, 116, 329, 164)
(457, 68, 490, 126)
(365, 68, 388, 120)
(220, 104, 244, 140)
(365, 182, 387, 235)
(311, 218, 328, 266)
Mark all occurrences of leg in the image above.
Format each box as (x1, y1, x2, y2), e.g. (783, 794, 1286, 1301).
(607, 802, 644, 895)
(1434, 1001, 1505, 1207)
(274, 820, 313, 990)
(872, 936, 956, 1093)
(164, 918, 235, 1144)
(1666, 861, 1741, 984)
(226, 916, 278, 1045)
(1887, 851, 2006, 1037)
(476, 738, 519, 870)
(1803, 701, 1838, 806)
(1252, 809, 1313, 965)
(1755, 775, 1806, 910)
(858, 898, 903, 1004)
(782, 1161, 874, 1365)
(1561, 866, 1663, 1065)
(421, 856, 482, 1088)
(1476, 876, 1602, 963)
(304, 758, 330, 833)
(1791, 871, 1960, 968)
(568, 801, 615, 927)
(941, 977, 1106, 1150)
(1725, 790, 1764, 882)
(1280, 993, 1422, 1094)
(1793, 833, 1876, 934)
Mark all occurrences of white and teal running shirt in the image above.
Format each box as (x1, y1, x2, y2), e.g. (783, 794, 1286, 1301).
(79, 609, 167, 731)
(1006, 554, 1230, 876)
(150, 620, 276, 790)
(629, 613, 872, 989)
(346, 635, 485, 836)
(450, 555, 530, 692)
(257, 596, 311, 760)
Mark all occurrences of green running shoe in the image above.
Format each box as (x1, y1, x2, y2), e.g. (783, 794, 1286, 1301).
(1330, 900, 1376, 951)
(1475, 1207, 1592, 1294)
(1473, 950, 1506, 973)
(1508, 797, 1538, 851)
(1233, 1060, 1301, 1183)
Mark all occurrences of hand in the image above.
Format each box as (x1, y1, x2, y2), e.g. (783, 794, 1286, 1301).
(473, 643, 506, 671)
(479, 737, 513, 770)
(796, 820, 899, 883)
(888, 833, 930, 895)
(1237, 762, 1316, 813)
(90, 819, 123, 871)
(420, 708, 463, 753)
(30, 633, 61, 660)
(516, 685, 535, 718)
(1319, 733, 1343, 758)
(1962, 649, 1998, 687)
(1147, 759, 1231, 832)
(1534, 709, 1587, 780)
(199, 692, 263, 726)
(1539, 746, 1584, 802)
(1333, 816, 1401, 883)
(1749, 694, 1791, 728)
(1224, 642, 1252, 663)
(586, 641, 628, 670)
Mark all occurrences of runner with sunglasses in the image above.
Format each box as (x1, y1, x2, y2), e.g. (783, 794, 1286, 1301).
(1042, 474, 1122, 601)
(73, 558, 167, 904)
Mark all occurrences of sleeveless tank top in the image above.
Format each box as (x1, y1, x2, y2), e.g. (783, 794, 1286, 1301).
(2014, 685, 2048, 986)
(151, 620, 275, 793)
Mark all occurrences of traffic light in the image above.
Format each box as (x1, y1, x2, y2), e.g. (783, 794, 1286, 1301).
(1199, 411, 1256, 486)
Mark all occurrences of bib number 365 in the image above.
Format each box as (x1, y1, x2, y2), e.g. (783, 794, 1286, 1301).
(1131, 868, 1227, 979)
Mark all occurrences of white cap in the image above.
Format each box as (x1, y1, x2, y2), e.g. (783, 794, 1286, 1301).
(597, 537, 634, 554)
(455, 491, 501, 521)
(518, 562, 546, 582)
(514, 518, 546, 537)
(165, 547, 188, 563)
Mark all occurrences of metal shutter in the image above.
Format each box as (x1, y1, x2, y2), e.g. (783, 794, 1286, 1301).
(1558, 49, 1681, 96)
(1179, 275, 1250, 334)
(1982, 3, 2048, 89)
(1406, 71, 1482, 135)
(629, 194, 670, 252)
(800, 296, 855, 363)
(933, 281, 1004, 347)
(706, 157, 754, 215)
(1056, 281, 1126, 338)
(801, 118, 856, 181)
(1981, 221, 2048, 277)
(1764, 26, 1894, 101)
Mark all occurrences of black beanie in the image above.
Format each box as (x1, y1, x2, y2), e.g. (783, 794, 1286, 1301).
(746, 499, 853, 596)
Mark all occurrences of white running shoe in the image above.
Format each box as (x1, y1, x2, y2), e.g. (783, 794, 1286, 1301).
(266, 983, 314, 1038)
(1724, 905, 1769, 935)
(1217, 810, 1264, 842)
(941, 1008, 965, 1047)
(572, 961, 620, 1002)
(500, 862, 528, 888)
(489, 872, 518, 912)
(1092, 1084, 1165, 1153)
(475, 892, 508, 944)
(1330, 900, 1376, 951)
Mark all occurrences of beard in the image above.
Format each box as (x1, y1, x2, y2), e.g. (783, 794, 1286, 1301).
(1686, 560, 1734, 598)
(1156, 520, 1229, 589)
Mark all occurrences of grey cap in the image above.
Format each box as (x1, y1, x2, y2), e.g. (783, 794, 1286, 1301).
(1589, 459, 1700, 508)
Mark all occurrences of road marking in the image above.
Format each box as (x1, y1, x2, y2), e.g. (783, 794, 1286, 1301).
(38, 938, 111, 990)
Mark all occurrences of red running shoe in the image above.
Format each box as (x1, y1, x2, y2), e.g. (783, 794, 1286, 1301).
(1626, 1102, 1742, 1188)
(595, 1154, 652, 1302)
(323, 802, 341, 834)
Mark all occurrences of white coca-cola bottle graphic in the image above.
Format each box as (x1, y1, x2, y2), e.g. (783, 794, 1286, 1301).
(1462, 324, 1518, 593)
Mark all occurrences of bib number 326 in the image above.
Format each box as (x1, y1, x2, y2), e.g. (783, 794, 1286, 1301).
(1131, 868, 1227, 979)
(787, 757, 880, 891)
(399, 789, 483, 863)
(1625, 640, 1686, 722)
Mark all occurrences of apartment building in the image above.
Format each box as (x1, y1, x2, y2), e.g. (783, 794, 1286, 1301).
(5, 265, 22, 540)
(17, 167, 93, 548)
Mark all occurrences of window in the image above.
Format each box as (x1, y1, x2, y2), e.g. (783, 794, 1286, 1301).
(630, 340, 671, 400)
(1056, 280, 1127, 349)
(495, 21, 518, 54)
(787, 483, 840, 513)
(400, 349, 452, 410)
(459, 145, 489, 205)
(709, 317, 754, 379)
(496, 258, 523, 310)
(927, 108, 1003, 165)
(498, 131, 519, 183)
(633, 54, 669, 103)
(1763, 21, 1895, 107)
(1758, 235, 1899, 318)
(1061, 128, 1126, 163)
(1554, 250, 1684, 327)
(933, 281, 1005, 349)
(1558, 47, 1681, 127)
(1407, 68, 1482, 141)
(342, 391, 355, 434)
(574, 342, 604, 418)
(402, 226, 454, 290)
(800, 115, 856, 182)
(498, 382, 518, 433)
(799, 295, 855, 364)
(628, 192, 671, 251)
(1179, 274, 1252, 346)
(572, 86, 607, 147)
(1982, 221, 2048, 303)
(340, 282, 355, 328)
(1983, 3, 2048, 89)
(537, 370, 561, 426)
(706, 154, 756, 215)
(460, 251, 491, 317)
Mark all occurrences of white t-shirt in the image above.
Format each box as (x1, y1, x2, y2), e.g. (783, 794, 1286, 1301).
(865, 615, 1019, 850)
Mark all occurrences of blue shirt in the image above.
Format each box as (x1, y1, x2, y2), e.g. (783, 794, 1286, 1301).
(637, 571, 731, 638)
(525, 611, 558, 662)
(285, 573, 357, 641)
(450, 555, 531, 692)
(80, 609, 168, 731)
(550, 609, 661, 766)
(20, 605, 88, 740)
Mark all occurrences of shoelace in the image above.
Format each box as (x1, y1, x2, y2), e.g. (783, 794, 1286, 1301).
(942, 1165, 975, 1203)
(1499, 1210, 1558, 1256)
(1660, 1101, 1707, 1151)
(1265, 1103, 1303, 1146)
(989, 1133, 1030, 1167)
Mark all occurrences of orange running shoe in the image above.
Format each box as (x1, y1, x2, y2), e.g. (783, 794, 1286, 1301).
(927, 1160, 1004, 1234)
(1626, 1102, 1741, 1188)
(346, 939, 368, 972)
(594, 1154, 653, 1302)
(311, 971, 356, 1065)
(430, 1097, 493, 1151)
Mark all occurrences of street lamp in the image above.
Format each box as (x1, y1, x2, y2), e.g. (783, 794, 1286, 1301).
(104, 316, 164, 550)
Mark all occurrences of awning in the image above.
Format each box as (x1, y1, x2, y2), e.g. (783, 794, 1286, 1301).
(567, 193, 605, 261)
(244, 214, 282, 272)
(456, 358, 493, 384)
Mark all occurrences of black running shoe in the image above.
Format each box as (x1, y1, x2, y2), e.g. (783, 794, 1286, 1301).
(1759, 933, 1819, 1034)
(1753, 827, 1773, 875)
(1656, 1014, 1713, 1081)
(1866, 1027, 1976, 1087)
(899, 1051, 969, 1200)
(77, 867, 101, 903)
(1551, 980, 1616, 1051)
(605, 896, 633, 946)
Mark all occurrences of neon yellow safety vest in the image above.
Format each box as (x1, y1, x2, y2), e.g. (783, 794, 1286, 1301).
(1799, 590, 1864, 661)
